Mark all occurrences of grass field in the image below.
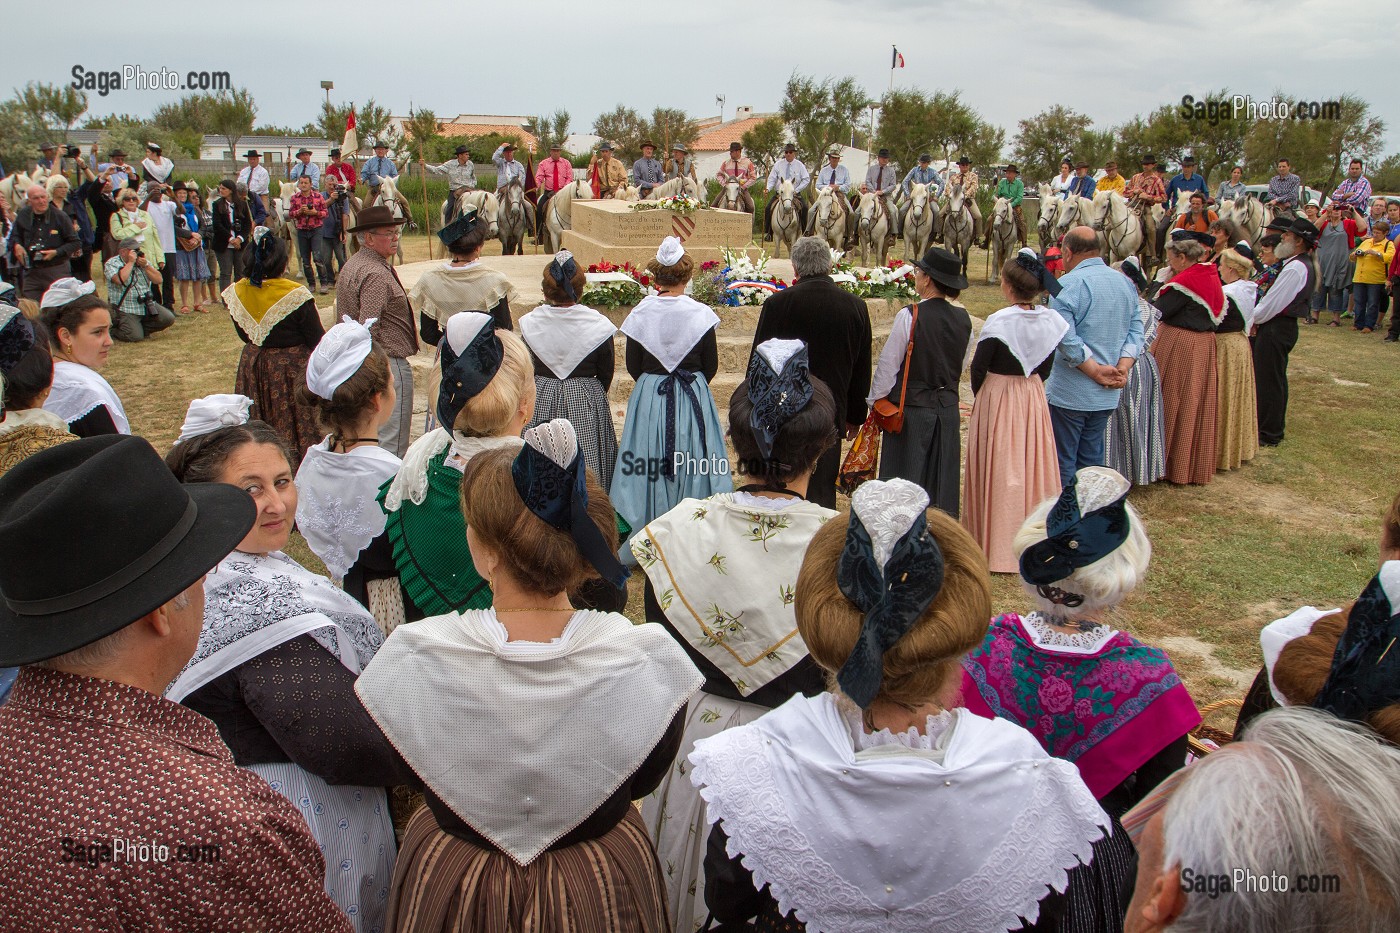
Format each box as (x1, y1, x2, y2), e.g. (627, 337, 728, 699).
(95, 233, 1400, 713)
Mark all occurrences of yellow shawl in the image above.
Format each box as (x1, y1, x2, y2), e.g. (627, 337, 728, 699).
(223, 278, 315, 345)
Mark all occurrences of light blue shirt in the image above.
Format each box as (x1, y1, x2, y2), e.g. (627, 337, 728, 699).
(1045, 257, 1144, 412)
(363, 155, 398, 187)
(766, 157, 810, 194)
(901, 165, 944, 197)
(289, 160, 320, 189)
(492, 145, 527, 189)
(818, 164, 850, 193)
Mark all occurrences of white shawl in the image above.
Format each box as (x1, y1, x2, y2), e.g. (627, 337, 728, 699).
(356, 609, 703, 865)
(976, 304, 1070, 375)
(43, 360, 129, 433)
(619, 294, 719, 373)
(690, 693, 1109, 933)
(632, 494, 835, 695)
(166, 550, 384, 702)
(381, 429, 522, 512)
(518, 304, 617, 380)
(294, 439, 403, 583)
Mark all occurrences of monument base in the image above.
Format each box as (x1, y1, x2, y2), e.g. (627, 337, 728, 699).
(560, 199, 759, 267)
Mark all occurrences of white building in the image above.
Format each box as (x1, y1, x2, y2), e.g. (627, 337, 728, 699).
(199, 135, 331, 164)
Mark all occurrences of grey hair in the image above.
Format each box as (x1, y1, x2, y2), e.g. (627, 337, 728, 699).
(36, 624, 136, 674)
(1013, 496, 1150, 614)
(790, 237, 833, 277)
(1161, 707, 1400, 932)
(1166, 239, 1209, 262)
(356, 232, 373, 247)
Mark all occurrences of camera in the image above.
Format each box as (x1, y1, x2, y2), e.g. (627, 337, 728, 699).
(64, 145, 81, 158)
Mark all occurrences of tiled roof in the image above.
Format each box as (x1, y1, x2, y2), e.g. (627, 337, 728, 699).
(692, 116, 773, 153)
(439, 123, 538, 150)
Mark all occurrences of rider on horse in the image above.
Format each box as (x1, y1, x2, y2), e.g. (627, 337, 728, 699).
(1122, 154, 1166, 264)
(861, 148, 898, 236)
(946, 157, 982, 242)
(715, 142, 757, 212)
(632, 141, 666, 198)
(898, 154, 943, 239)
(763, 143, 810, 239)
(422, 145, 478, 221)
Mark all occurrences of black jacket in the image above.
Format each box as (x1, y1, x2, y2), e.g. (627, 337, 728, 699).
(11, 205, 81, 266)
(210, 197, 253, 252)
(750, 274, 873, 430)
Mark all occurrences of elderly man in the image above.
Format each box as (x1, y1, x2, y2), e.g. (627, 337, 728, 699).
(325, 147, 356, 189)
(236, 150, 271, 204)
(589, 141, 627, 198)
(423, 145, 478, 214)
(491, 142, 527, 193)
(1122, 706, 1400, 933)
(664, 143, 698, 184)
(337, 205, 416, 456)
(631, 140, 665, 197)
(1096, 160, 1125, 195)
(534, 143, 574, 240)
(11, 184, 81, 300)
(0, 435, 353, 931)
(861, 147, 898, 231)
(1251, 217, 1317, 446)
(1045, 225, 1143, 485)
(895, 153, 942, 238)
(946, 156, 982, 240)
(764, 143, 811, 239)
(1265, 158, 1303, 217)
(289, 175, 328, 293)
(1329, 158, 1372, 214)
(749, 236, 872, 507)
(1067, 161, 1096, 200)
(362, 140, 398, 200)
(288, 147, 320, 190)
(816, 145, 851, 195)
(104, 236, 174, 342)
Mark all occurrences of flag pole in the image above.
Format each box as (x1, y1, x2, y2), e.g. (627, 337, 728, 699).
(418, 136, 433, 261)
(890, 46, 895, 93)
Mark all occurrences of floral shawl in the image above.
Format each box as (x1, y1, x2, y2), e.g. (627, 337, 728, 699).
(960, 612, 1201, 798)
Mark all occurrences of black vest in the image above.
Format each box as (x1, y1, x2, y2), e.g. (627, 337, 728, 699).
(890, 298, 972, 409)
(1281, 255, 1316, 319)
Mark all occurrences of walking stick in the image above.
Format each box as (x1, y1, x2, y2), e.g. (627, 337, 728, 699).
(418, 140, 433, 261)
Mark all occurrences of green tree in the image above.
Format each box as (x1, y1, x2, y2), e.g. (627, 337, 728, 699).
(1243, 93, 1384, 193)
(1012, 105, 1093, 182)
(779, 73, 869, 161)
(319, 97, 395, 150)
(404, 108, 442, 160)
(208, 89, 258, 162)
(952, 118, 1005, 172)
(1074, 128, 1116, 174)
(153, 93, 229, 157)
(1369, 152, 1400, 193)
(1164, 89, 1246, 184)
(647, 107, 699, 156)
(526, 109, 570, 154)
(741, 116, 787, 174)
(592, 104, 646, 160)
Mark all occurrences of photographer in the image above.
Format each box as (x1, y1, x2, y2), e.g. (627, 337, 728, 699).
(288, 176, 327, 294)
(11, 184, 81, 300)
(317, 181, 352, 288)
(104, 237, 175, 342)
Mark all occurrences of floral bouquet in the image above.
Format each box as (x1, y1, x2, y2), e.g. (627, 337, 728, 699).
(688, 248, 789, 307)
(581, 260, 648, 308)
(832, 256, 917, 300)
(630, 195, 704, 216)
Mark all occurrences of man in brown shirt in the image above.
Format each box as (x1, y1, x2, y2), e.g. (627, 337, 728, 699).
(0, 436, 352, 931)
(337, 205, 416, 456)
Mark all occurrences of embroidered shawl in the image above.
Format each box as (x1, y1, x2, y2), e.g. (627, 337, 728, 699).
(224, 278, 314, 346)
(294, 439, 402, 583)
(409, 262, 517, 326)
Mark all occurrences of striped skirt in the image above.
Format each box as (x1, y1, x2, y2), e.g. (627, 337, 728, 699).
(529, 375, 618, 492)
(962, 374, 1061, 573)
(1104, 353, 1166, 486)
(1152, 324, 1218, 486)
(1214, 331, 1258, 471)
(385, 805, 671, 933)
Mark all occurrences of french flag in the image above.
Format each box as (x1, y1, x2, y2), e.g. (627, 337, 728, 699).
(892, 48, 905, 68)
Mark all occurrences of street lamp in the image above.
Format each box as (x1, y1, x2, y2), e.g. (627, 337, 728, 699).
(321, 80, 333, 113)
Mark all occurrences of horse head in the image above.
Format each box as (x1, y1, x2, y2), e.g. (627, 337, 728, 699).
(908, 183, 928, 218)
(277, 180, 296, 203)
(947, 181, 965, 212)
(1090, 190, 1112, 229)
(379, 176, 402, 205)
(993, 196, 1013, 227)
(724, 178, 740, 204)
(858, 192, 878, 228)
(1037, 182, 1053, 204)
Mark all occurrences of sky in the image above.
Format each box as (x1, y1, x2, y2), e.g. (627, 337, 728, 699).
(25, 0, 1399, 157)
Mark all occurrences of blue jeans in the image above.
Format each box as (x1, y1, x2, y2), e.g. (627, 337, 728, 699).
(295, 229, 322, 287)
(1049, 405, 1113, 487)
(1353, 282, 1385, 330)
(1311, 284, 1347, 314)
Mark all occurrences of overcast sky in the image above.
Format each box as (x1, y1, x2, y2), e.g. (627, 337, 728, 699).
(27, 0, 1398, 158)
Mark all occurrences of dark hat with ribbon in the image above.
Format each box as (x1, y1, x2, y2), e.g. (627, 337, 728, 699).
(437, 207, 479, 247)
(511, 419, 629, 589)
(599, 140, 615, 151)
(548, 249, 579, 303)
(746, 338, 814, 463)
(0, 307, 35, 381)
(910, 245, 969, 291)
(0, 436, 256, 665)
(329, 147, 341, 157)
(918, 153, 932, 163)
(109, 148, 128, 158)
(373, 139, 390, 149)
(501, 143, 516, 152)
(1180, 155, 1197, 166)
(835, 478, 946, 708)
(1075, 160, 1090, 169)
(243, 150, 260, 158)
(1231, 241, 1256, 262)
(640, 140, 657, 150)
(1004, 163, 1019, 173)
(1014, 246, 1060, 297)
(346, 204, 406, 232)
(1140, 153, 1157, 165)
(1019, 467, 1132, 587)
(783, 143, 797, 153)
(729, 142, 742, 151)
(295, 148, 312, 157)
(1263, 216, 1295, 234)
(1314, 563, 1400, 725)
(1120, 255, 1149, 292)
(1288, 216, 1320, 247)
(877, 148, 891, 159)
(1170, 228, 1215, 248)
(436, 312, 504, 431)
(453, 144, 472, 155)
(956, 156, 972, 166)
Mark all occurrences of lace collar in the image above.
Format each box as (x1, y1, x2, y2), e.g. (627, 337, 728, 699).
(1023, 611, 1118, 655)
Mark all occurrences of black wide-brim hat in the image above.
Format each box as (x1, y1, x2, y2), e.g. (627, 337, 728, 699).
(0, 436, 255, 665)
(1263, 216, 1295, 234)
(1288, 217, 1320, 246)
(347, 205, 406, 232)
(244, 150, 260, 158)
(911, 246, 969, 291)
(453, 144, 472, 155)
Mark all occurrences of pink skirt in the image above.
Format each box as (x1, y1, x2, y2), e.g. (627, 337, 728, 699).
(962, 373, 1061, 573)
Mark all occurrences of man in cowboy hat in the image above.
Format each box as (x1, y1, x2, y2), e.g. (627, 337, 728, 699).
(491, 141, 527, 194)
(860, 147, 899, 233)
(898, 152, 945, 237)
(716, 141, 758, 211)
(663, 142, 697, 184)
(1251, 216, 1318, 446)
(0, 436, 352, 931)
(945, 155, 982, 242)
(35, 142, 59, 173)
(363, 139, 398, 201)
(985, 164, 1026, 248)
(764, 143, 811, 239)
(1067, 160, 1097, 200)
(589, 141, 627, 198)
(816, 144, 851, 195)
(101, 147, 134, 192)
(236, 150, 270, 203)
(535, 142, 574, 240)
(1095, 160, 1125, 196)
(325, 146, 356, 189)
(422, 145, 478, 218)
(1157, 154, 1207, 254)
(1122, 154, 1166, 263)
(338, 205, 416, 456)
(632, 139, 665, 197)
(288, 146, 320, 190)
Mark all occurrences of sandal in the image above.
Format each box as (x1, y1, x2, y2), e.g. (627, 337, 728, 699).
(194, 304, 207, 314)
(177, 305, 192, 315)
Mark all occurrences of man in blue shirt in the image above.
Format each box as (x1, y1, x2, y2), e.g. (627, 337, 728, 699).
(288, 149, 320, 190)
(362, 140, 398, 202)
(1045, 225, 1144, 485)
(1155, 155, 1207, 256)
(897, 153, 943, 237)
(1067, 161, 1097, 200)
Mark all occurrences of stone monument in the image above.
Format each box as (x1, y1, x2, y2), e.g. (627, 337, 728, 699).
(560, 200, 758, 267)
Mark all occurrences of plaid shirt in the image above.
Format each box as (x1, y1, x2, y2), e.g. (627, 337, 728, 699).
(1267, 172, 1302, 208)
(1123, 171, 1166, 204)
(1330, 175, 1372, 211)
(289, 190, 327, 231)
(103, 254, 153, 315)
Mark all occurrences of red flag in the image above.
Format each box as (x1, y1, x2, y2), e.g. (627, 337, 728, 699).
(589, 161, 601, 199)
(346, 109, 356, 130)
(342, 108, 359, 155)
(892, 48, 905, 68)
(523, 149, 538, 206)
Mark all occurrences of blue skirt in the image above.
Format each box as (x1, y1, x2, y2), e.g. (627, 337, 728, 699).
(174, 245, 211, 281)
(610, 371, 732, 559)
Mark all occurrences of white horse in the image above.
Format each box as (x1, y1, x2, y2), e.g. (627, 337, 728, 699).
(1221, 195, 1268, 244)
(497, 180, 536, 256)
(613, 184, 640, 202)
(807, 186, 850, 252)
(855, 192, 891, 267)
(903, 183, 937, 261)
(1036, 182, 1060, 246)
(988, 197, 1018, 281)
(942, 181, 974, 274)
(0, 173, 34, 217)
(543, 178, 592, 253)
(712, 178, 753, 213)
(1093, 189, 1144, 265)
(769, 179, 802, 259)
(643, 176, 699, 201)
(365, 175, 414, 265)
(1054, 192, 1092, 241)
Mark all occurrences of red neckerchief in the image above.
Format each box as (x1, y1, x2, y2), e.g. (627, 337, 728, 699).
(1161, 260, 1226, 326)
